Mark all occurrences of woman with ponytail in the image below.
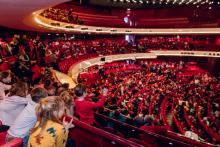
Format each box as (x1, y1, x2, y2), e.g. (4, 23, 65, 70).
(28, 96, 73, 147)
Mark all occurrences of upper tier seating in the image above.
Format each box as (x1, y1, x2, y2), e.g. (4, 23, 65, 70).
(40, 2, 220, 28)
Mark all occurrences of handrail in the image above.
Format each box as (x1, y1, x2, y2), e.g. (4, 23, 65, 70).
(139, 17, 189, 21)
(166, 131, 213, 147)
(65, 116, 144, 147)
(95, 112, 214, 147)
(94, 112, 197, 147)
(71, 13, 119, 19)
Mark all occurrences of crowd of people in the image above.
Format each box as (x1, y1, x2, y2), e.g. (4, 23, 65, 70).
(0, 34, 110, 147)
(41, 8, 84, 25)
(0, 33, 220, 146)
(1, 34, 219, 73)
(0, 63, 78, 146)
(78, 60, 220, 145)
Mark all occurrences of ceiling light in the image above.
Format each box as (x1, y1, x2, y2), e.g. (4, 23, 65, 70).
(139, 0, 143, 3)
(132, 0, 137, 3)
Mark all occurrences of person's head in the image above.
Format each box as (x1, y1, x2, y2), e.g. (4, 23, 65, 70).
(9, 81, 28, 97)
(44, 79, 51, 89)
(30, 87, 48, 103)
(36, 96, 65, 123)
(114, 110, 121, 119)
(0, 71, 11, 83)
(56, 87, 66, 96)
(74, 84, 86, 97)
(62, 83, 69, 89)
(31, 96, 65, 138)
(60, 91, 74, 109)
(135, 114, 145, 127)
(144, 115, 154, 126)
(111, 98, 117, 105)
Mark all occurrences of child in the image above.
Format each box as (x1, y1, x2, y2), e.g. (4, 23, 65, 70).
(28, 96, 73, 147)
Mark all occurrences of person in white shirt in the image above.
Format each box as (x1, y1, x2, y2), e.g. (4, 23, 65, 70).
(7, 87, 48, 147)
(0, 81, 28, 126)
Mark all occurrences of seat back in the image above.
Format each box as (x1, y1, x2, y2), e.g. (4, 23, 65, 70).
(0, 131, 7, 145)
(1, 138, 23, 147)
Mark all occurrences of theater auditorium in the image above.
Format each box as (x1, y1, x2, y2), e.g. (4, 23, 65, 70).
(0, 0, 220, 146)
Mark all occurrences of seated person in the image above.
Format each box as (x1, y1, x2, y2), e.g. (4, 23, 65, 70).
(0, 81, 28, 126)
(7, 88, 48, 147)
(139, 115, 158, 147)
(140, 115, 167, 134)
(134, 113, 145, 128)
(74, 84, 108, 125)
(107, 110, 126, 128)
(28, 96, 72, 147)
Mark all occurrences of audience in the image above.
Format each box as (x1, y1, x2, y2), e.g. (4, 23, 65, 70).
(82, 60, 220, 145)
(0, 32, 219, 146)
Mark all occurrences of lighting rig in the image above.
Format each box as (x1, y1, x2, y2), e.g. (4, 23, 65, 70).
(110, 0, 219, 6)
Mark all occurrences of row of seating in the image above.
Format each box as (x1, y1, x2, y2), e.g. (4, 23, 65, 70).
(197, 106, 220, 142)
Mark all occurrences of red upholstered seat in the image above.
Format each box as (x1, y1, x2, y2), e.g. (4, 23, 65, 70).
(0, 131, 7, 145)
(0, 138, 23, 147)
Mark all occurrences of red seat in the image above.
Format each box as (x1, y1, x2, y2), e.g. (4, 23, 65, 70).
(1, 138, 23, 147)
(0, 131, 7, 145)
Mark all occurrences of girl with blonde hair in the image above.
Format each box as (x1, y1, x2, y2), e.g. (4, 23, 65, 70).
(28, 96, 73, 147)
(60, 91, 75, 116)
